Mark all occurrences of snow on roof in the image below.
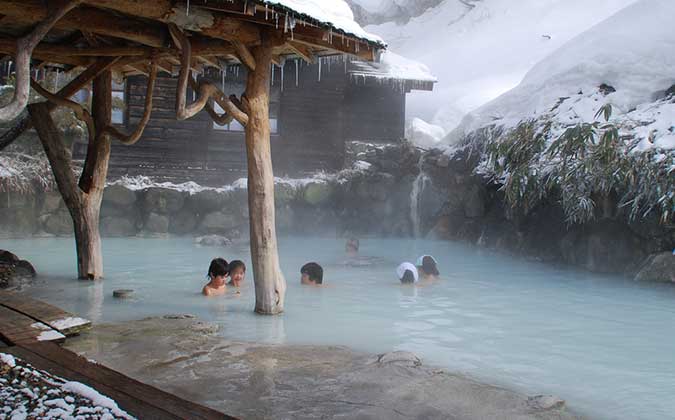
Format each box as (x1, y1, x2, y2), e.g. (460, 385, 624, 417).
(260, 0, 385, 47)
(349, 50, 437, 90)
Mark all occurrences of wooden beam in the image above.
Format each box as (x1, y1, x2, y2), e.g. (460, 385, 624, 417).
(84, 0, 260, 45)
(0, 1, 167, 48)
(285, 41, 315, 64)
(233, 41, 256, 70)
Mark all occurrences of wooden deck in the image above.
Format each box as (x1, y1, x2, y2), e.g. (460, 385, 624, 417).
(0, 293, 236, 419)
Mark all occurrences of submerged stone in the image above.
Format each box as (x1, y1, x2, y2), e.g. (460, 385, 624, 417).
(194, 234, 231, 247)
(113, 289, 134, 299)
(527, 395, 566, 410)
(635, 252, 675, 283)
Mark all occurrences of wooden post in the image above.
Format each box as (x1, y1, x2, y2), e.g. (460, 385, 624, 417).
(245, 33, 286, 314)
(28, 70, 112, 280)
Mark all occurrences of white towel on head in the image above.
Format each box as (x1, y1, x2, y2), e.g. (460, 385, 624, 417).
(396, 262, 419, 283)
(416, 255, 437, 267)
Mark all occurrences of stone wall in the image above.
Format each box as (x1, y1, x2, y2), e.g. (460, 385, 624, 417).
(1, 141, 673, 279)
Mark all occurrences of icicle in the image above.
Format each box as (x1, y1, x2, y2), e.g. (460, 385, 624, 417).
(275, 13, 279, 29)
(221, 68, 225, 90)
(284, 13, 287, 33)
(265, 4, 268, 20)
(186, 0, 190, 16)
(55, 68, 60, 87)
(295, 59, 299, 87)
(271, 63, 275, 86)
(318, 57, 322, 82)
(244, 0, 247, 14)
(280, 62, 284, 92)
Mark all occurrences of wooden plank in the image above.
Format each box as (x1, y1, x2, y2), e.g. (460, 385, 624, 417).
(0, 293, 91, 336)
(3, 345, 182, 419)
(16, 342, 234, 420)
(0, 305, 65, 345)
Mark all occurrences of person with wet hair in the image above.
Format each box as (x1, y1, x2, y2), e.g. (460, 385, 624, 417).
(202, 257, 228, 296)
(227, 260, 246, 289)
(396, 262, 419, 284)
(300, 262, 324, 285)
(416, 255, 440, 280)
(345, 237, 360, 257)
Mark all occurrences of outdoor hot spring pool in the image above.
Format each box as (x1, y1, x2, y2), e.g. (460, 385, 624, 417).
(3, 236, 675, 420)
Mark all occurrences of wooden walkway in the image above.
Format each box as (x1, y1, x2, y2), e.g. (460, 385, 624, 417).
(0, 292, 235, 419)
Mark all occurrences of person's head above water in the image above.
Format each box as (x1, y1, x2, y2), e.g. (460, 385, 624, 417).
(345, 238, 360, 255)
(207, 258, 229, 280)
(416, 255, 439, 277)
(396, 262, 419, 284)
(228, 260, 246, 286)
(300, 262, 323, 285)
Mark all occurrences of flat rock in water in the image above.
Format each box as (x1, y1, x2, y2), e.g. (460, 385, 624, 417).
(376, 351, 422, 367)
(0, 250, 37, 290)
(527, 395, 565, 410)
(163, 314, 196, 320)
(194, 234, 231, 247)
(113, 289, 134, 299)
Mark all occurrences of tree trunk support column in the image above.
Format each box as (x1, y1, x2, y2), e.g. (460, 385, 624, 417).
(28, 70, 112, 279)
(245, 33, 286, 314)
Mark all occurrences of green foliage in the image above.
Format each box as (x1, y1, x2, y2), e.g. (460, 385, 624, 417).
(484, 103, 674, 224)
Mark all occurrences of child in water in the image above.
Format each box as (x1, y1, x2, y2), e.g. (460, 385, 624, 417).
(202, 258, 228, 296)
(227, 260, 246, 292)
(396, 262, 419, 284)
(416, 255, 440, 281)
(300, 262, 324, 285)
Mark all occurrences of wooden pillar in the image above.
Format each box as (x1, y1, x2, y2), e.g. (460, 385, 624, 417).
(245, 33, 287, 314)
(28, 70, 112, 280)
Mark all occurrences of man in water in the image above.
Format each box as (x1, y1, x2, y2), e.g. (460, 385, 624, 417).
(345, 238, 359, 257)
(301, 262, 323, 285)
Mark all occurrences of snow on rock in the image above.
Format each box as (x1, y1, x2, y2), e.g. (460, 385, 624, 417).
(406, 117, 445, 149)
(450, 0, 675, 151)
(363, 0, 640, 131)
(261, 0, 384, 45)
(1, 352, 135, 419)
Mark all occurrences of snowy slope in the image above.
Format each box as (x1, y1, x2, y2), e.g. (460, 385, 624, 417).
(360, 0, 640, 131)
(451, 0, 675, 151)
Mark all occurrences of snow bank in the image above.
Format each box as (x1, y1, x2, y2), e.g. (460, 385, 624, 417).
(406, 117, 445, 149)
(262, 0, 384, 45)
(363, 0, 639, 131)
(451, 0, 675, 151)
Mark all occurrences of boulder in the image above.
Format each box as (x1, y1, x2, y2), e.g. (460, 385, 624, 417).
(527, 395, 565, 410)
(198, 211, 240, 234)
(194, 234, 231, 247)
(143, 188, 185, 215)
(187, 190, 228, 214)
(169, 209, 198, 235)
(41, 192, 63, 214)
(0, 250, 36, 289)
(100, 216, 137, 237)
(463, 184, 485, 218)
(103, 185, 137, 207)
(303, 182, 333, 206)
(635, 252, 675, 283)
(375, 351, 421, 367)
(274, 182, 297, 205)
(43, 211, 73, 236)
(143, 212, 169, 234)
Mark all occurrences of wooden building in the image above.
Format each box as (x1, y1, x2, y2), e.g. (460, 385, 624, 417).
(75, 54, 435, 186)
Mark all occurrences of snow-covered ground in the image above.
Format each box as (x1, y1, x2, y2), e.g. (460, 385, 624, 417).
(450, 0, 675, 153)
(358, 0, 640, 131)
(1, 353, 134, 419)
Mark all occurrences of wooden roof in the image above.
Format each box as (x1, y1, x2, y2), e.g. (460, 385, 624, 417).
(0, 0, 385, 78)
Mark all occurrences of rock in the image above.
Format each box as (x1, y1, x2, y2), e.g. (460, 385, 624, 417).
(194, 235, 231, 247)
(598, 83, 616, 95)
(527, 395, 565, 410)
(43, 211, 73, 236)
(0, 250, 36, 289)
(3, 192, 34, 209)
(103, 185, 137, 207)
(163, 314, 196, 319)
(274, 182, 297, 205)
(376, 351, 421, 367)
(635, 252, 675, 283)
(143, 188, 185, 215)
(435, 154, 450, 168)
(113, 289, 134, 299)
(198, 211, 240, 234)
(188, 190, 228, 214)
(169, 209, 198, 235)
(100, 216, 137, 237)
(190, 321, 219, 334)
(463, 184, 486, 218)
(303, 182, 333, 206)
(144, 212, 169, 234)
(41, 192, 63, 214)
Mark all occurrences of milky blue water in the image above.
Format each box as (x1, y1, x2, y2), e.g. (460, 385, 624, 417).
(3, 236, 675, 420)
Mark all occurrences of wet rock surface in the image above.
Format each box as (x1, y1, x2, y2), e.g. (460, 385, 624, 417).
(0, 250, 36, 290)
(65, 317, 580, 420)
(635, 252, 675, 283)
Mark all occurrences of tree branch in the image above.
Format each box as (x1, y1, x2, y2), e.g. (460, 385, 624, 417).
(30, 78, 95, 145)
(102, 61, 157, 145)
(0, 0, 83, 122)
